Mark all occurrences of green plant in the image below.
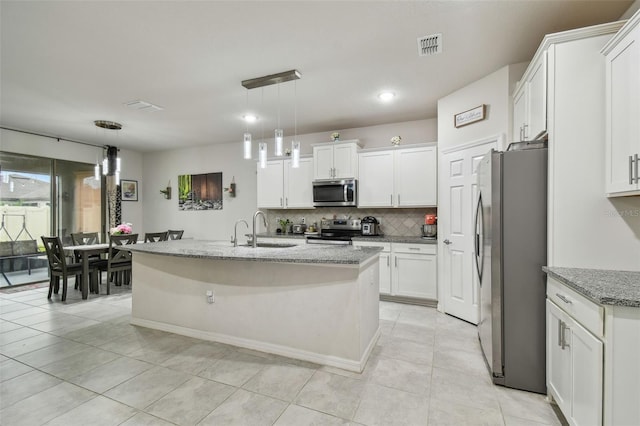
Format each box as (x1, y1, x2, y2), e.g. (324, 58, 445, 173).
(279, 218, 291, 231)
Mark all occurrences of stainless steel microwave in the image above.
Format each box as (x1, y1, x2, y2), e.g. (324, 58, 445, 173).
(312, 179, 357, 207)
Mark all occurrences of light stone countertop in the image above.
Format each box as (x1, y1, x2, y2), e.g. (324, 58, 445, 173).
(544, 266, 640, 307)
(126, 239, 382, 265)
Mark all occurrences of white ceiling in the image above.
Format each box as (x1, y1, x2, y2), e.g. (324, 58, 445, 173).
(0, 0, 633, 152)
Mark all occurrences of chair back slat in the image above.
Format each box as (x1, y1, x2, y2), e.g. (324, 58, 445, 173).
(71, 232, 99, 246)
(167, 230, 184, 240)
(41, 236, 68, 272)
(144, 232, 168, 243)
(109, 234, 137, 265)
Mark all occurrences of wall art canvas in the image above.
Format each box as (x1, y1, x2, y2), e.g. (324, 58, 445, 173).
(178, 172, 223, 210)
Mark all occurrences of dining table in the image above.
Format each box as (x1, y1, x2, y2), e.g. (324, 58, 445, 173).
(63, 243, 109, 299)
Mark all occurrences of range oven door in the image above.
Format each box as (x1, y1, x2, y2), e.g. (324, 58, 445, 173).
(312, 179, 357, 207)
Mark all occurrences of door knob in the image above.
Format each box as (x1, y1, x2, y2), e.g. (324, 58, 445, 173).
(443, 239, 452, 245)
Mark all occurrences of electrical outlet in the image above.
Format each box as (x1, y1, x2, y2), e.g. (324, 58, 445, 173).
(206, 290, 214, 304)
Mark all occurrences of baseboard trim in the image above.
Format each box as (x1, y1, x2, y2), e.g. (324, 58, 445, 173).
(130, 317, 379, 373)
(380, 294, 437, 308)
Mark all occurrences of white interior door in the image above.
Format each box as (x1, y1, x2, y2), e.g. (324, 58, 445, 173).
(439, 138, 497, 324)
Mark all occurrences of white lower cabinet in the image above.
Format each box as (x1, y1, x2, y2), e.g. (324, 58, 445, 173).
(547, 299, 603, 426)
(353, 241, 436, 300)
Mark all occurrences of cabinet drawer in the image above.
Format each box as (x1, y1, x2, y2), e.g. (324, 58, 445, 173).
(547, 277, 604, 338)
(392, 243, 436, 255)
(352, 241, 391, 252)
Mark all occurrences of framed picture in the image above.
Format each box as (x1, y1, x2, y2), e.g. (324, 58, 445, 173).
(178, 172, 223, 210)
(454, 104, 486, 128)
(121, 180, 138, 201)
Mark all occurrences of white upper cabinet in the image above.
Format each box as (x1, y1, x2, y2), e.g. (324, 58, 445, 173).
(284, 157, 314, 208)
(513, 52, 547, 141)
(257, 157, 314, 209)
(358, 150, 394, 206)
(359, 145, 437, 208)
(603, 12, 640, 196)
(313, 140, 360, 180)
(395, 146, 437, 207)
(257, 160, 284, 208)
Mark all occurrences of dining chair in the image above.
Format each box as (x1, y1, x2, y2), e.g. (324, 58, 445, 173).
(100, 234, 138, 295)
(144, 232, 168, 243)
(167, 229, 184, 240)
(41, 236, 86, 301)
(70, 232, 102, 290)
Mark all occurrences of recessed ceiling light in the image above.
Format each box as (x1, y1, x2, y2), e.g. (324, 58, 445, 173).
(243, 114, 258, 123)
(378, 91, 396, 102)
(94, 120, 122, 130)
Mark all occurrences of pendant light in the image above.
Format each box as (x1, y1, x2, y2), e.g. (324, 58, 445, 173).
(291, 80, 300, 168)
(243, 89, 252, 159)
(241, 69, 301, 163)
(274, 83, 284, 156)
(259, 88, 267, 169)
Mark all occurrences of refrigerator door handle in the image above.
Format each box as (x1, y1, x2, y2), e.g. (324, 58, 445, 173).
(474, 193, 484, 283)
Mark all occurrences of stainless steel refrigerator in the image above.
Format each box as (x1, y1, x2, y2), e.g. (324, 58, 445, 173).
(474, 146, 547, 394)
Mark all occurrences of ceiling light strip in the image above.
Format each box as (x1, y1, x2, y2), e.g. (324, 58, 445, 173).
(241, 69, 301, 90)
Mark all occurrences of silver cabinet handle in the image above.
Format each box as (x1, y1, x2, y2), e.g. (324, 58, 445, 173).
(394, 256, 398, 268)
(635, 153, 639, 184)
(630, 155, 634, 185)
(523, 124, 529, 140)
(387, 256, 390, 267)
(409, 247, 420, 251)
(285, 197, 288, 207)
(443, 239, 452, 245)
(390, 194, 393, 205)
(520, 126, 524, 141)
(558, 320, 563, 347)
(280, 198, 283, 207)
(556, 293, 572, 304)
(561, 322, 570, 350)
(397, 194, 400, 205)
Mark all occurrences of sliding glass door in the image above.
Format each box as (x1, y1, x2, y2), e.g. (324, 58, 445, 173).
(0, 151, 102, 287)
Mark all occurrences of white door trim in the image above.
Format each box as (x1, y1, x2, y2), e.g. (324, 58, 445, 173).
(437, 135, 501, 321)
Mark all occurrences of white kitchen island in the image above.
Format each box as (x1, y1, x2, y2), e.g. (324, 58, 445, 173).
(126, 240, 382, 372)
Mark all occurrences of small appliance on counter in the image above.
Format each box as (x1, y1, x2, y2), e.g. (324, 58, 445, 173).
(422, 214, 437, 239)
(292, 224, 307, 234)
(361, 216, 380, 236)
(306, 219, 361, 244)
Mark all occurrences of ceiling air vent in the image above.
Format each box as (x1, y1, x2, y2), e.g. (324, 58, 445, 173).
(417, 33, 442, 56)
(124, 100, 164, 112)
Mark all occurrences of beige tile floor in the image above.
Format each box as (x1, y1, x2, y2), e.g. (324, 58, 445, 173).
(0, 283, 565, 426)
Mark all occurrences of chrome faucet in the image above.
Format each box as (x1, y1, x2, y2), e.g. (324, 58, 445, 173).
(232, 219, 249, 247)
(252, 210, 267, 248)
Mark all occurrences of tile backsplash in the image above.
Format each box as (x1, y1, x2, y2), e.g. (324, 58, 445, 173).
(265, 207, 437, 237)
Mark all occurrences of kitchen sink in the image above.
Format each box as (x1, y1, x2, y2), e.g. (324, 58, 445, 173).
(242, 242, 297, 248)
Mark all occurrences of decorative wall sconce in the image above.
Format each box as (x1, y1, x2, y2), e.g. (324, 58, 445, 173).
(160, 182, 171, 199)
(224, 176, 236, 197)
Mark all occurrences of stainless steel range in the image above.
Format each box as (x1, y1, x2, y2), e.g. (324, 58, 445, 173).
(306, 219, 362, 245)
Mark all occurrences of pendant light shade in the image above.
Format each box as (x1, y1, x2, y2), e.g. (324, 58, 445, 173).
(94, 163, 100, 180)
(275, 129, 284, 156)
(243, 133, 252, 159)
(292, 141, 300, 168)
(259, 142, 267, 169)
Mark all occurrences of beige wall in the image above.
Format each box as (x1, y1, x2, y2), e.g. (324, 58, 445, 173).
(437, 63, 527, 151)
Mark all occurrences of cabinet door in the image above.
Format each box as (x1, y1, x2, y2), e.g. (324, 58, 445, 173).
(513, 85, 527, 141)
(569, 318, 603, 426)
(605, 25, 640, 195)
(257, 160, 284, 208)
(285, 157, 314, 208)
(313, 145, 335, 180)
(379, 252, 391, 295)
(527, 52, 547, 140)
(333, 144, 358, 179)
(395, 146, 437, 207)
(547, 300, 572, 417)
(358, 151, 394, 207)
(393, 252, 437, 299)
